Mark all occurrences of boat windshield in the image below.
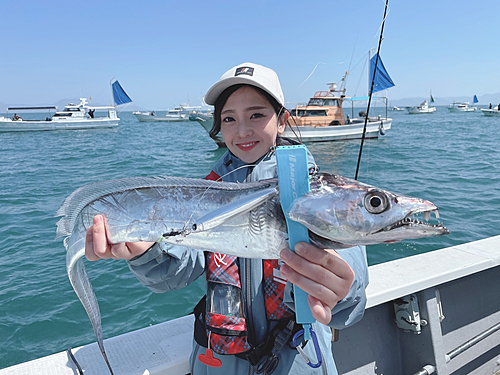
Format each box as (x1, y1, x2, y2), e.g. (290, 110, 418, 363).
(290, 109, 328, 117)
(63, 107, 84, 112)
(307, 98, 339, 107)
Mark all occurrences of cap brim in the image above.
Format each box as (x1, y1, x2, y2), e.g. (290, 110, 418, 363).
(204, 76, 281, 106)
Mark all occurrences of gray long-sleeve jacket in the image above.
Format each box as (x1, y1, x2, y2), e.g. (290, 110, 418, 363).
(128, 148, 369, 375)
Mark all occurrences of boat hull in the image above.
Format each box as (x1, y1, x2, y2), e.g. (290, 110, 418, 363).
(447, 107, 475, 112)
(480, 108, 500, 116)
(0, 118, 119, 132)
(132, 112, 189, 122)
(406, 106, 436, 114)
(283, 118, 392, 143)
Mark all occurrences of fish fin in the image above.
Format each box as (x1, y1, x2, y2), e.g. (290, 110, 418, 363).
(55, 176, 270, 239)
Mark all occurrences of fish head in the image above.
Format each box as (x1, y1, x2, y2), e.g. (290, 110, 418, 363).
(288, 173, 449, 247)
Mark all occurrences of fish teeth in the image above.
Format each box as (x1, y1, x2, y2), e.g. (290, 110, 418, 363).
(423, 211, 430, 221)
(434, 210, 440, 219)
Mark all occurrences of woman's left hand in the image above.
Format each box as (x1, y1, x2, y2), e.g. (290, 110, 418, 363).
(279, 242, 354, 325)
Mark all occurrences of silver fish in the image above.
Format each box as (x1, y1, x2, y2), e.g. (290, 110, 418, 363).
(55, 173, 448, 373)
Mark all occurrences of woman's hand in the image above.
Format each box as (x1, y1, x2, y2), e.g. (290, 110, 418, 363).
(279, 242, 354, 325)
(85, 214, 154, 261)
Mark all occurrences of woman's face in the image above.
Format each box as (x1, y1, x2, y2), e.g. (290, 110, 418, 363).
(220, 86, 285, 164)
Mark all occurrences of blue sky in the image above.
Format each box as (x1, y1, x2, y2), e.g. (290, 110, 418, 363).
(1, 0, 499, 109)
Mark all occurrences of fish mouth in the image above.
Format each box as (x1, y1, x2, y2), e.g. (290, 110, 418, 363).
(373, 209, 449, 235)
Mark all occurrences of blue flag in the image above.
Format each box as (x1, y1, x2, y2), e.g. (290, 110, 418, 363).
(112, 80, 132, 106)
(370, 53, 395, 93)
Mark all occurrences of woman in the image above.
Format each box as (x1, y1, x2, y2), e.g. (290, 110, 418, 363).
(85, 62, 368, 374)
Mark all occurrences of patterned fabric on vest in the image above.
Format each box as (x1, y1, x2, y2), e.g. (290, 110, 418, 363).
(205, 312, 250, 355)
(207, 253, 240, 287)
(263, 259, 294, 319)
(206, 253, 251, 355)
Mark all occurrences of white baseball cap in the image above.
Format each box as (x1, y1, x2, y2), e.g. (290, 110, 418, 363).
(204, 62, 285, 106)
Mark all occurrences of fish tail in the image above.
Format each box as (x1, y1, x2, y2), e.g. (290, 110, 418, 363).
(101, 349, 115, 375)
(67, 253, 111, 371)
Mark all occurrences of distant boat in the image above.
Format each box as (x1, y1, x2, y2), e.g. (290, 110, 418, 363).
(406, 92, 436, 114)
(0, 80, 132, 132)
(447, 102, 476, 112)
(133, 104, 202, 122)
(389, 105, 404, 111)
(480, 107, 500, 117)
(447, 95, 478, 112)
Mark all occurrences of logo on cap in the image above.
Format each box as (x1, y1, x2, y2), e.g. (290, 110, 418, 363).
(235, 67, 254, 77)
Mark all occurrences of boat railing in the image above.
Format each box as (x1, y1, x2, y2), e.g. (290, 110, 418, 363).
(344, 96, 390, 119)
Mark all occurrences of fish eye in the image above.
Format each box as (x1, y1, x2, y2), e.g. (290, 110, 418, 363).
(363, 190, 389, 214)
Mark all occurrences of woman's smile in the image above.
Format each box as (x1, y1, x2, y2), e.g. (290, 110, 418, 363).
(237, 141, 258, 150)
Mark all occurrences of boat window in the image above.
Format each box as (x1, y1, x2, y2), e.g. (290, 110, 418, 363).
(313, 91, 329, 97)
(292, 109, 327, 117)
(308, 99, 322, 106)
(324, 99, 339, 106)
(53, 113, 72, 117)
(307, 110, 327, 116)
(307, 98, 339, 107)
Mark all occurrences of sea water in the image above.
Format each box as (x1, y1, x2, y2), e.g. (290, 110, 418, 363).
(1, 108, 499, 368)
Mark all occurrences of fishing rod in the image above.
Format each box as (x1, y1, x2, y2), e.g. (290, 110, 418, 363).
(354, 0, 389, 180)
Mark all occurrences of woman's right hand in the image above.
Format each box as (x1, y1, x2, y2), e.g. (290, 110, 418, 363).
(85, 214, 154, 261)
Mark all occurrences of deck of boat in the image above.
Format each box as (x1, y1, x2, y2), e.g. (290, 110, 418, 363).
(1, 235, 499, 375)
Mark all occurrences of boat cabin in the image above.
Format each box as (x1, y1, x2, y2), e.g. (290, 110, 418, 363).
(51, 98, 118, 121)
(53, 104, 86, 118)
(290, 83, 347, 126)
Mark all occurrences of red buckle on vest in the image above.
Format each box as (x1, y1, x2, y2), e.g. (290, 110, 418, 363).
(198, 348, 222, 367)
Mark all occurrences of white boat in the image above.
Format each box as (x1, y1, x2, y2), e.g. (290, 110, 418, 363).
(0, 80, 132, 132)
(133, 104, 201, 122)
(447, 96, 478, 112)
(406, 100, 436, 114)
(390, 105, 404, 111)
(480, 108, 500, 116)
(447, 102, 476, 112)
(2, 235, 499, 375)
